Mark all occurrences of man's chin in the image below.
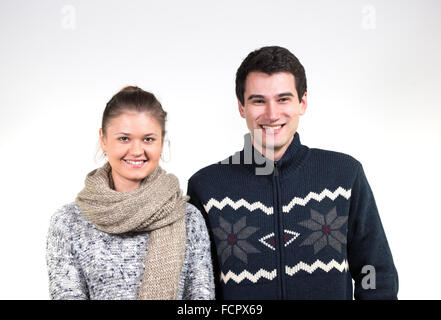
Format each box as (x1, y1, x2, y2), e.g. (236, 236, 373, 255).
(252, 142, 280, 158)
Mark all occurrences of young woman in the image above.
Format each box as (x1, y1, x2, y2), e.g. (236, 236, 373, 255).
(46, 86, 215, 300)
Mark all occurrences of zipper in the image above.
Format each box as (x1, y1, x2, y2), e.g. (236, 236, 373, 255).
(274, 161, 279, 177)
(273, 160, 285, 299)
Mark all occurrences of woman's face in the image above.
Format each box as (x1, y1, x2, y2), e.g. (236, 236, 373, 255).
(99, 111, 163, 192)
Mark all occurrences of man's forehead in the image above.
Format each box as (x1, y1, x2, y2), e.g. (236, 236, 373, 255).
(245, 71, 297, 95)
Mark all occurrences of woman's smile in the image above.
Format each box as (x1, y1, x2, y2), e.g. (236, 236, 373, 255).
(122, 159, 148, 168)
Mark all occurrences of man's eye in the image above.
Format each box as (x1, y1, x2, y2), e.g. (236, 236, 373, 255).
(279, 97, 290, 102)
(253, 99, 265, 104)
(119, 137, 129, 142)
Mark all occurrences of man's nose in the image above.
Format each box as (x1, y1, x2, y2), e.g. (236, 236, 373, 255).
(265, 101, 279, 121)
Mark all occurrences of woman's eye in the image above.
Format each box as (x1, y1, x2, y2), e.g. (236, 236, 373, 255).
(144, 137, 155, 143)
(119, 137, 129, 142)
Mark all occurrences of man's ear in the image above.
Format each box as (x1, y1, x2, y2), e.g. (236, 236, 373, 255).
(299, 91, 308, 115)
(238, 99, 246, 118)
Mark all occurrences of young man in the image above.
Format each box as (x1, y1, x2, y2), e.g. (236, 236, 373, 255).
(187, 46, 398, 300)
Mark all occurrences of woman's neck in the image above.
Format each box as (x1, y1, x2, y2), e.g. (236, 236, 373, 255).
(109, 170, 141, 192)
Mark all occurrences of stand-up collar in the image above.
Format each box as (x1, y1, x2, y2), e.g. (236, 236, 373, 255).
(235, 132, 308, 177)
(275, 132, 306, 169)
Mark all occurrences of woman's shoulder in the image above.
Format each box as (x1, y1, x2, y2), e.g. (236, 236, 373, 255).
(48, 202, 87, 234)
(184, 202, 205, 225)
(184, 203, 209, 239)
(185, 202, 201, 217)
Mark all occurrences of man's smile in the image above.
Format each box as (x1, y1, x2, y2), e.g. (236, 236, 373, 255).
(259, 123, 285, 134)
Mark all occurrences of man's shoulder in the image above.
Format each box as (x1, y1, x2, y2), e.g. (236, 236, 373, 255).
(303, 147, 364, 182)
(189, 162, 221, 180)
(308, 147, 362, 168)
(188, 156, 240, 184)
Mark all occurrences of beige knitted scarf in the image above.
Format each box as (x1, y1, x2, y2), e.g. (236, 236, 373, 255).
(75, 162, 188, 300)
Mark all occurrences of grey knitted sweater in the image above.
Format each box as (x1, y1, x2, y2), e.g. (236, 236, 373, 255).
(46, 202, 215, 300)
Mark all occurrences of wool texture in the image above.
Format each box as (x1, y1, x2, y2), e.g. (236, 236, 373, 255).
(75, 162, 187, 300)
(46, 202, 215, 300)
(187, 132, 399, 300)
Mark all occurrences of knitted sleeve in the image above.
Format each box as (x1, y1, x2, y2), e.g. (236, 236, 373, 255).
(347, 163, 399, 300)
(187, 178, 224, 298)
(46, 207, 89, 300)
(181, 203, 215, 300)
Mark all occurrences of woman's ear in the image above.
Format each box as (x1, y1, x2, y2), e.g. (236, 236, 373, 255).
(160, 137, 171, 163)
(99, 128, 107, 153)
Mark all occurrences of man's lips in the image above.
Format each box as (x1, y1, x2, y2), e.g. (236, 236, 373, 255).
(259, 124, 285, 134)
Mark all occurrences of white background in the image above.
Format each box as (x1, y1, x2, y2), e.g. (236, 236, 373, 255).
(1, 0, 440, 299)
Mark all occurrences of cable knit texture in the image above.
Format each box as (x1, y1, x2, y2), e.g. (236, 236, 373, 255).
(46, 202, 215, 300)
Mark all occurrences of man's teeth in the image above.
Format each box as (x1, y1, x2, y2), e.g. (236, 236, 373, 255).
(262, 125, 282, 131)
(125, 160, 144, 165)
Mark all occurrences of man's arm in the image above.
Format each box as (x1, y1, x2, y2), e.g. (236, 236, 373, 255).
(347, 163, 399, 300)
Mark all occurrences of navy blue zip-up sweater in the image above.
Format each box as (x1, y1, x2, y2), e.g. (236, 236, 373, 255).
(187, 132, 398, 300)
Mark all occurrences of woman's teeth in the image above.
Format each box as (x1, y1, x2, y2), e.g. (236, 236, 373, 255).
(124, 160, 145, 165)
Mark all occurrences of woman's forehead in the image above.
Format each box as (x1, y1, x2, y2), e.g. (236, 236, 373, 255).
(106, 112, 161, 131)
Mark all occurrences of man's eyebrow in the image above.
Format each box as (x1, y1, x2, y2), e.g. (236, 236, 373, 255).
(247, 92, 295, 101)
(278, 92, 294, 97)
(247, 94, 265, 101)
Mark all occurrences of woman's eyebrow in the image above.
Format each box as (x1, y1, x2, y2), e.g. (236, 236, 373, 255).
(114, 132, 157, 136)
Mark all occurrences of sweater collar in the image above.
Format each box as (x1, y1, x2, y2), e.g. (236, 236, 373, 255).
(274, 132, 304, 168)
(238, 132, 307, 176)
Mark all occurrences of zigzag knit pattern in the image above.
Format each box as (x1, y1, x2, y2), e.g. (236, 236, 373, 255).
(220, 259, 349, 284)
(204, 197, 273, 215)
(282, 187, 352, 213)
(203, 187, 351, 215)
(285, 259, 349, 276)
(220, 268, 277, 284)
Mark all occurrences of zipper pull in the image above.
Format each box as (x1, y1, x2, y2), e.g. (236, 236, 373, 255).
(274, 161, 279, 176)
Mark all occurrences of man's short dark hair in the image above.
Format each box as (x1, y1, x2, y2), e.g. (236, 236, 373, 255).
(235, 46, 307, 105)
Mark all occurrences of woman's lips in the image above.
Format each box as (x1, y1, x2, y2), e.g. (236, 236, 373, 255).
(122, 159, 147, 168)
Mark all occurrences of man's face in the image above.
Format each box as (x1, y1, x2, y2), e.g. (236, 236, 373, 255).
(238, 71, 307, 160)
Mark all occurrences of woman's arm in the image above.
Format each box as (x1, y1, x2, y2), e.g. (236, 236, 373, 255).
(181, 204, 215, 300)
(46, 207, 89, 300)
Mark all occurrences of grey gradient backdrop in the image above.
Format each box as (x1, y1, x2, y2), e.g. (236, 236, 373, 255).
(0, 0, 440, 299)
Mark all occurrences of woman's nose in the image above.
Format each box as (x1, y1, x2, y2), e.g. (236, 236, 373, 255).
(129, 141, 143, 156)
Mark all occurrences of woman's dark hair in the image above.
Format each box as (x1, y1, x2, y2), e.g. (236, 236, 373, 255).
(101, 86, 167, 138)
(235, 46, 307, 105)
